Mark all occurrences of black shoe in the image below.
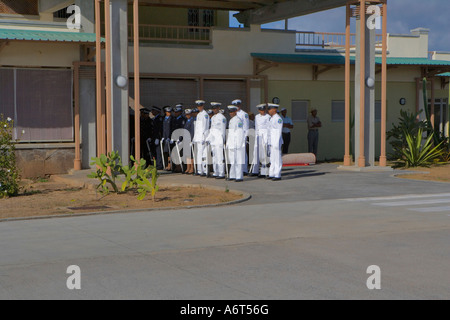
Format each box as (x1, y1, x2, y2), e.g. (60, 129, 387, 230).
(243, 172, 248, 176)
(227, 178, 235, 181)
(235, 179, 243, 182)
(248, 173, 256, 177)
(265, 176, 272, 180)
(272, 177, 282, 181)
(216, 176, 225, 180)
(201, 174, 207, 177)
(257, 175, 265, 178)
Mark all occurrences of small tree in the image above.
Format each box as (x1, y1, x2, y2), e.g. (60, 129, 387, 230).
(0, 114, 20, 198)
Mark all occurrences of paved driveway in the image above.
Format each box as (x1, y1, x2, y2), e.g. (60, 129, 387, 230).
(0, 164, 449, 299)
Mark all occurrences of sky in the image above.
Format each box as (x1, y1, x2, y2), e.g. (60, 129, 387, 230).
(230, 0, 450, 52)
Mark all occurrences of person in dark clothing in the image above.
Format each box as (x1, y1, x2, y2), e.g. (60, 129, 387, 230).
(183, 108, 195, 174)
(151, 106, 164, 170)
(171, 105, 186, 173)
(162, 106, 174, 171)
(140, 107, 153, 163)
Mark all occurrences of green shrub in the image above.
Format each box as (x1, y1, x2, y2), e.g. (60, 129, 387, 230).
(387, 110, 431, 161)
(393, 128, 444, 168)
(88, 153, 159, 201)
(87, 151, 124, 194)
(135, 159, 159, 201)
(0, 114, 20, 198)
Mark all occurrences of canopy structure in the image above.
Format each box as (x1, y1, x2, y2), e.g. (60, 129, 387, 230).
(138, 0, 349, 25)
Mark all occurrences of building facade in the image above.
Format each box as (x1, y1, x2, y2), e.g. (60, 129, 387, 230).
(0, 0, 449, 176)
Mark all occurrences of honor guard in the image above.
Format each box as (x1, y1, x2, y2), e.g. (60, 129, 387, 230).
(207, 109, 214, 122)
(226, 105, 246, 182)
(151, 107, 164, 170)
(162, 106, 174, 171)
(192, 100, 210, 176)
(251, 103, 271, 177)
(183, 109, 195, 174)
(206, 102, 227, 179)
(232, 99, 250, 174)
(267, 103, 284, 181)
(139, 107, 153, 163)
(171, 105, 186, 173)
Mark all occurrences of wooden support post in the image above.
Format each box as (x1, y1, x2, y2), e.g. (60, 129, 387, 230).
(133, 0, 141, 162)
(343, 2, 352, 166)
(358, 0, 366, 167)
(104, 0, 112, 153)
(73, 62, 82, 170)
(379, 1, 387, 167)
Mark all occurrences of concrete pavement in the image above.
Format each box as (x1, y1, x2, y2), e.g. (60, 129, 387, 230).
(0, 164, 449, 299)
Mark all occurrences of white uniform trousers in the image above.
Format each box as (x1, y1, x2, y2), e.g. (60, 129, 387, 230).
(211, 145, 225, 177)
(269, 146, 282, 179)
(251, 135, 269, 175)
(228, 147, 245, 180)
(195, 142, 207, 175)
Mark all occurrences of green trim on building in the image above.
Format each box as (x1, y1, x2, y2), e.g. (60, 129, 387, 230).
(251, 53, 450, 67)
(0, 29, 103, 43)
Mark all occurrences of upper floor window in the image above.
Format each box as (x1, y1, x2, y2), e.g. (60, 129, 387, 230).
(53, 5, 74, 19)
(188, 9, 214, 27)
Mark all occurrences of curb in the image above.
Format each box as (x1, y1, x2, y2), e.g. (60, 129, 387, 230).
(0, 183, 252, 223)
(391, 171, 450, 184)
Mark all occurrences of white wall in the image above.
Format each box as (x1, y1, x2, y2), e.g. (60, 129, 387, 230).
(130, 25, 296, 75)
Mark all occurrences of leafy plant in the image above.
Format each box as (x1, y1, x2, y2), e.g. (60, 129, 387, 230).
(87, 151, 124, 194)
(121, 155, 151, 192)
(393, 128, 444, 168)
(387, 109, 432, 161)
(0, 114, 20, 198)
(135, 159, 160, 201)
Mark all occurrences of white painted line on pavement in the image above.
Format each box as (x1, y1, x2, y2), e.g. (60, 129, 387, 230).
(339, 193, 450, 202)
(372, 198, 450, 207)
(410, 206, 450, 213)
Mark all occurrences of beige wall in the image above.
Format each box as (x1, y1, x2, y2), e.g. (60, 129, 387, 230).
(388, 31, 429, 58)
(0, 41, 79, 67)
(130, 25, 296, 75)
(267, 79, 420, 160)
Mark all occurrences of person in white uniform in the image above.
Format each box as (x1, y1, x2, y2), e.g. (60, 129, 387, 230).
(206, 102, 227, 179)
(192, 100, 210, 176)
(267, 103, 284, 181)
(250, 103, 271, 177)
(232, 99, 249, 174)
(226, 105, 245, 182)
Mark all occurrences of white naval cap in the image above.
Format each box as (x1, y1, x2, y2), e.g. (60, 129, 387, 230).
(227, 105, 238, 112)
(256, 103, 267, 110)
(195, 100, 206, 105)
(184, 108, 192, 114)
(210, 102, 222, 108)
(164, 106, 172, 112)
(267, 103, 280, 110)
(207, 109, 214, 115)
(280, 108, 287, 112)
(231, 99, 242, 105)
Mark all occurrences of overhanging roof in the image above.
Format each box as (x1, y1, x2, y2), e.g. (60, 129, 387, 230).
(251, 53, 450, 67)
(0, 28, 102, 44)
(138, 0, 349, 25)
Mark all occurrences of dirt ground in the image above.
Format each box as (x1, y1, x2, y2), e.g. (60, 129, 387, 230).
(0, 179, 243, 220)
(396, 163, 450, 183)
